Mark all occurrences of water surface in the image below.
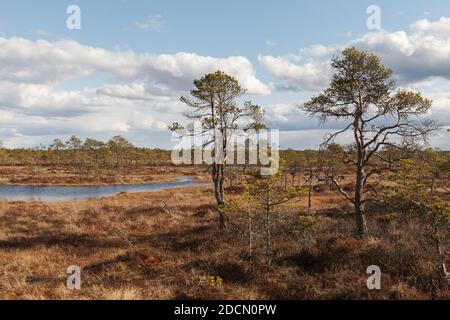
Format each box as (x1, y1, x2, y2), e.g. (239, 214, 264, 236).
(0, 178, 207, 202)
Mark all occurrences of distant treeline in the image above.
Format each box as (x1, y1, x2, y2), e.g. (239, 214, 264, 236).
(0, 135, 171, 168)
(0, 135, 448, 178)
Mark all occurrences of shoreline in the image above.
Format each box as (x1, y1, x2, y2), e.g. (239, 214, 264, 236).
(0, 176, 206, 187)
(0, 165, 211, 187)
(0, 182, 212, 203)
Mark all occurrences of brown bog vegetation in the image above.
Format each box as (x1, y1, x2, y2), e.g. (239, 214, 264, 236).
(0, 48, 448, 300)
(0, 163, 448, 299)
(0, 141, 448, 299)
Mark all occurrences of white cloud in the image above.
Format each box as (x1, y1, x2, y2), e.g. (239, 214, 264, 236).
(0, 17, 449, 150)
(263, 102, 351, 133)
(258, 55, 331, 91)
(96, 83, 173, 102)
(297, 44, 339, 61)
(352, 17, 450, 83)
(258, 17, 450, 149)
(279, 129, 355, 150)
(32, 29, 49, 36)
(265, 40, 277, 47)
(0, 35, 271, 147)
(411, 17, 450, 35)
(260, 17, 450, 91)
(136, 14, 164, 31)
(278, 127, 450, 151)
(426, 91, 450, 126)
(0, 37, 270, 96)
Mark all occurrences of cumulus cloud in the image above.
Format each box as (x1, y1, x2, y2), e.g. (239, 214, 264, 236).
(258, 55, 331, 91)
(278, 126, 449, 150)
(258, 44, 340, 91)
(260, 17, 450, 91)
(0, 35, 270, 147)
(96, 83, 173, 102)
(426, 91, 450, 126)
(0, 36, 270, 95)
(296, 44, 339, 61)
(0, 102, 171, 146)
(259, 17, 450, 144)
(1, 17, 449, 149)
(0, 78, 187, 147)
(352, 17, 450, 83)
(263, 102, 351, 133)
(0, 82, 125, 117)
(259, 52, 332, 93)
(258, 56, 330, 90)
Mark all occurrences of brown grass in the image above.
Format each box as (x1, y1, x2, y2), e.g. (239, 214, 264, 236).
(0, 178, 448, 300)
(0, 165, 210, 186)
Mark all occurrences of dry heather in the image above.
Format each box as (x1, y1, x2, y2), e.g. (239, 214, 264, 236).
(0, 185, 448, 300)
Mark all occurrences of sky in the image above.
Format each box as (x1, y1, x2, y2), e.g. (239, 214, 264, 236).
(0, 0, 449, 150)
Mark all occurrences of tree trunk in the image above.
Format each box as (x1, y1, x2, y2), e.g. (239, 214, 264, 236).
(355, 164, 368, 238)
(354, 110, 369, 238)
(212, 164, 227, 230)
(308, 183, 312, 213)
(355, 205, 368, 238)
